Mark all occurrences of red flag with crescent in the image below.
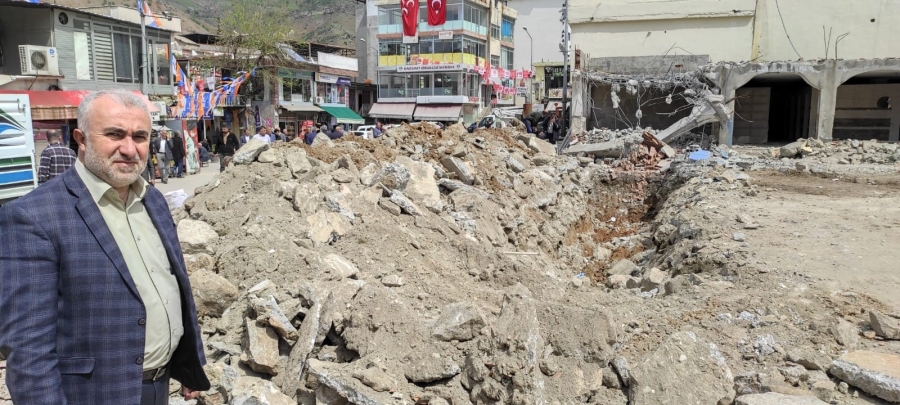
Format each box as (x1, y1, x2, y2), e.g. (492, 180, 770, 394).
(401, 0, 420, 37)
(428, 0, 446, 25)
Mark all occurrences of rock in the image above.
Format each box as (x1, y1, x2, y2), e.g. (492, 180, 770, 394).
(377, 198, 402, 216)
(292, 183, 322, 215)
(779, 364, 809, 386)
(735, 392, 829, 405)
(307, 359, 394, 405)
(440, 156, 475, 185)
(432, 302, 487, 341)
(786, 349, 832, 371)
(594, 246, 612, 262)
(331, 168, 357, 184)
(607, 274, 633, 289)
(257, 148, 281, 164)
(736, 214, 754, 224)
(249, 295, 299, 344)
(796, 162, 810, 172)
(315, 385, 349, 405)
(352, 368, 395, 392)
(324, 192, 356, 223)
(183, 253, 215, 275)
(243, 318, 280, 375)
(733, 233, 747, 242)
(404, 353, 461, 383)
(506, 156, 525, 173)
(717, 169, 750, 183)
(564, 138, 625, 158)
(284, 148, 314, 180)
(832, 321, 859, 348)
(281, 289, 334, 400)
(233, 139, 270, 165)
(629, 331, 735, 405)
(780, 141, 805, 158)
(311, 133, 333, 147)
(190, 269, 239, 317)
(178, 219, 219, 255)
(532, 154, 553, 166)
(389, 190, 425, 216)
(640, 267, 668, 292)
(380, 274, 404, 287)
(829, 350, 900, 403)
(608, 259, 639, 277)
(528, 136, 558, 155)
(200, 362, 240, 405)
(870, 310, 900, 340)
(395, 156, 442, 212)
(306, 212, 352, 245)
(322, 254, 359, 281)
(371, 163, 410, 191)
(359, 163, 378, 186)
(231, 376, 295, 405)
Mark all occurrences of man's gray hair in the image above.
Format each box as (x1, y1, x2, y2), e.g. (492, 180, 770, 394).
(45, 129, 62, 141)
(77, 89, 149, 135)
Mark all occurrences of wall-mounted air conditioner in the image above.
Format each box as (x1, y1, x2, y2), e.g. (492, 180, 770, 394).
(19, 45, 60, 76)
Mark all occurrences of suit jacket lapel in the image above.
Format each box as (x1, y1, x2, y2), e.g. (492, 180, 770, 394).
(144, 191, 188, 285)
(64, 170, 142, 300)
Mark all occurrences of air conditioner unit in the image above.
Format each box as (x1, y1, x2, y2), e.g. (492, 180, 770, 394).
(315, 97, 325, 104)
(19, 45, 60, 76)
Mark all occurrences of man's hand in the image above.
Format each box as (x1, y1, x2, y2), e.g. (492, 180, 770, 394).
(181, 385, 201, 400)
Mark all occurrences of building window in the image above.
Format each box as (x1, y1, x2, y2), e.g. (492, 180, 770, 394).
(282, 79, 312, 103)
(73, 31, 93, 80)
(501, 17, 514, 42)
(113, 33, 137, 83)
(491, 55, 500, 68)
(317, 83, 348, 105)
(153, 42, 170, 85)
(501, 46, 514, 70)
(491, 24, 500, 39)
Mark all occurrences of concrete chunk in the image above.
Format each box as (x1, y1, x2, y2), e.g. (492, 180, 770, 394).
(829, 350, 900, 403)
(243, 318, 280, 375)
(190, 269, 239, 318)
(440, 156, 475, 185)
(432, 302, 487, 342)
(233, 138, 270, 165)
(735, 392, 828, 405)
(870, 310, 900, 340)
(177, 219, 219, 255)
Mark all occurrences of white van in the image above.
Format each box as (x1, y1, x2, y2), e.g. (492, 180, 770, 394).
(0, 94, 37, 204)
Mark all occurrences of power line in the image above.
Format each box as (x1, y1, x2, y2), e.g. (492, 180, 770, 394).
(774, 0, 802, 60)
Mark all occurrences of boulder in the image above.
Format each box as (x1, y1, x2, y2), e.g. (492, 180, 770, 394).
(249, 295, 299, 344)
(395, 156, 442, 212)
(231, 376, 295, 405)
(780, 141, 805, 158)
(831, 321, 859, 348)
(432, 302, 487, 342)
(292, 183, 322, 215)
(371, 163, 410, 191)
(352, 368, 395, 392)
(284, 148, 314, 180)
(323, 253, 360, 280)
(243, 318, 280, 375)
(829, 350, 900, 403)
(177, 219, 219, 255)
(257, 148, 283, 164)
(608, 259, 639, 277)
(640, 267, 668, 292)
(870, 310, 900, 340)
(440, 156, 475, 185)
(324, 193, 356, 223)
(735, 392, 828, 405)
(311, 133, 334, 147)
(190, 269, 239, 317)
(233, 138, 270, 165)
(629, 331, 735, 405)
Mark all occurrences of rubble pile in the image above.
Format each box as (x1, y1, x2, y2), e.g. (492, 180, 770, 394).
(169, 122, 899, 405)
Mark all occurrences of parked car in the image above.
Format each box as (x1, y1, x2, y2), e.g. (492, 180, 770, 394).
(349, 128, 374, 139)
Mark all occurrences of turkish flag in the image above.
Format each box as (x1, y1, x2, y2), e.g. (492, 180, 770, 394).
(401, 0, 419, 37)
(428, 0, 446, 26)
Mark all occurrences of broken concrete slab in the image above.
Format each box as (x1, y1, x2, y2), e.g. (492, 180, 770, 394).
(432, 302, 487, 342)
(284, 148, 314, 180)
(201, 362, 240, 405)
(389, 190, 425, 216)
(233, 138, 270, 165)
(735, 392, 828, 405)
(829, 350, 900, 403)
(870, 310, 900, 340)
(564, 138, 625, 158)
(440, 156, 475, 185)
(280, 289, 334, 399)
(786, 348, 832, 371)
(231, 376, 295, 405)
(190, 269, 239, 318)
(352, 368, 395, 392)
(307, 359, 393, 405)
(629, 331, 735, 405)
(243, 318, 280, 375)
(177, 219, 219, 255)
(371, 163, 410, 191)
(249, 295, 299, 344)
(395, 156, 442, 212)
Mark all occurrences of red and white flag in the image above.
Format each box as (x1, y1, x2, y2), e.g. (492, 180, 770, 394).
(428, 0, 446, 26)
(401, 0, 420, 37)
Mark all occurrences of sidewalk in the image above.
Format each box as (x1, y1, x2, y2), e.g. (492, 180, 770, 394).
(154, 165, 219, 196)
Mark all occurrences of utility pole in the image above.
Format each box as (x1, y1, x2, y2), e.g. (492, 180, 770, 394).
(140, 5, 148, 95)
(559, 0, 570, 138)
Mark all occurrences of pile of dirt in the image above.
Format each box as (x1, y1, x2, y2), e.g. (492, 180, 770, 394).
(162, 122, 900, 405)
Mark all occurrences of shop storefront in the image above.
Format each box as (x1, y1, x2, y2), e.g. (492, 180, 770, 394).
(368, 102, 416, 123)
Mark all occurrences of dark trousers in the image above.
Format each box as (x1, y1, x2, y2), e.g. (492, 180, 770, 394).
(175, 160, 184, 177)
(140, 368, 171, 405)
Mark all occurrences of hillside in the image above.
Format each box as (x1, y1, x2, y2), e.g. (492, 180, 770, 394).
(56, 0, 360, 46)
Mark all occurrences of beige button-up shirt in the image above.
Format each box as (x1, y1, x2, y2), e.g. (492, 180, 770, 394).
(74, 160, 183, 370)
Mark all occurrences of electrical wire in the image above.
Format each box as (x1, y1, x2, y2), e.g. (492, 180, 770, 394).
(774, 0, 803, 60)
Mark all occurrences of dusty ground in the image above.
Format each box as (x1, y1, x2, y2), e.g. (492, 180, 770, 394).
(746, 172, 900, 309)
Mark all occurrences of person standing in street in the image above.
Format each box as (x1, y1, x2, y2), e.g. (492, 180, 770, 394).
(0, 89, 210, 405)
(171, 131, 186, 178)
(216, 126, 239, 173)
(37, 129, 77, 184)
(239, 128, 251, 146)
(155, 131, 173, 184)
(252, 127, 271, 144)
(305, 125, 318, 145)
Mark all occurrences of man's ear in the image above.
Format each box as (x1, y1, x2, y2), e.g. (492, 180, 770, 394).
(73, 129, 87, 154)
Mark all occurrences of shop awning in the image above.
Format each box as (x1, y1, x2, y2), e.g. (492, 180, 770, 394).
(0, 90, 159, 121)
(368, 103, 416, 120)
(318, 105, 365, 125)
(413, 104, 462, 121)
(281, 104, 322, 112)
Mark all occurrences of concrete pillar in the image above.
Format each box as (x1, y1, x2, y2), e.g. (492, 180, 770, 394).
(807, 88, 820, 140)
(890, 89, 900, 142)
(718, 88, 736, 147)
(815, 84, 838, 141)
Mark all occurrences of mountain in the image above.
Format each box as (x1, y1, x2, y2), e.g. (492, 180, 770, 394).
(55, 0, 361, 47)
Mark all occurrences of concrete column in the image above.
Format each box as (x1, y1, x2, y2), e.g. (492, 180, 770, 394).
(815, 84, 838, 141)
(807, 88, 820, 140)
(718, 88, 736, 147)
(890, 89, 900, 142)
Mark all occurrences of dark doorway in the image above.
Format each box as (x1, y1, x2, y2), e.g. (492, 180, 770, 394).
(767, 82, 812, 143)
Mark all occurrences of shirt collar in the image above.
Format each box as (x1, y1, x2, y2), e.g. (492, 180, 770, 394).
(74, 160, 149, 205)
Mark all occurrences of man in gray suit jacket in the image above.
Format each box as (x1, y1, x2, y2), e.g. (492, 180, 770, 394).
(156, 130, 174, 184)
(0, 90, 209, 404)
